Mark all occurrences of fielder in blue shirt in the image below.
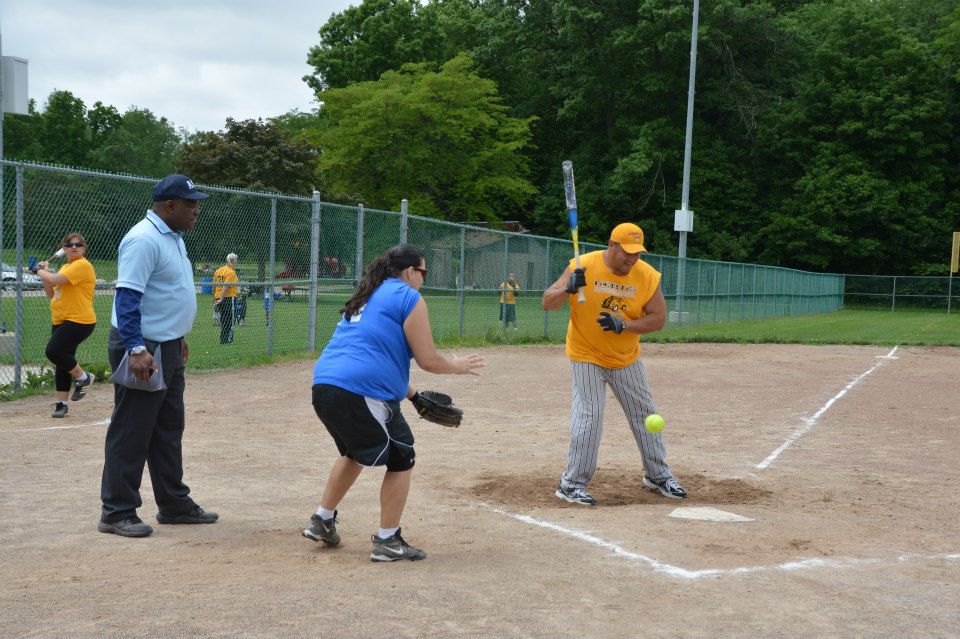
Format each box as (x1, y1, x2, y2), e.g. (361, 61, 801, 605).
(303, 243, 484, 561)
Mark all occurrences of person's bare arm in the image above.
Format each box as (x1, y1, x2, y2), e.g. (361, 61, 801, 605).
(403, 299, 484, 375)
(620, 285, 667, 334)
(34, 263, 69, 299)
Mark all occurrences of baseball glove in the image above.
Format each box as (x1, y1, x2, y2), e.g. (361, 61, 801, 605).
(410, 391, 463, 427)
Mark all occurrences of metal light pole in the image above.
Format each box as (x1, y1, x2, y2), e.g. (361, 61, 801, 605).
(674, 0, 700, 323)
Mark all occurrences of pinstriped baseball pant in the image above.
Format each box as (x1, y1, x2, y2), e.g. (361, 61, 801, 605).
(560, 359, 673, 491)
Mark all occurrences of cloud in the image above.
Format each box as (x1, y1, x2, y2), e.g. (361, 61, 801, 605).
(1, 0, 354, 131)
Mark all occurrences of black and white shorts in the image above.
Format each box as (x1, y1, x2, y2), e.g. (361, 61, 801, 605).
(312, 384, 416, 472)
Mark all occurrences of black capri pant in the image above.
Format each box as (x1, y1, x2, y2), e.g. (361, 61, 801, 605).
(46, 321, 95, 392)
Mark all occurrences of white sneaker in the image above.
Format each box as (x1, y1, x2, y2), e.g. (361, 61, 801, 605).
(555, 483, 597, 506)
(643, 475, 688, 499)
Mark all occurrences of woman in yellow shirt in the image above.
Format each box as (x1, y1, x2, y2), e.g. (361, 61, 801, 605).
(30, 233, 97, 418)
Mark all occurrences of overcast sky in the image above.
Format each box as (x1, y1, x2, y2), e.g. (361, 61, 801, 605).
(1, 0, 357, 132)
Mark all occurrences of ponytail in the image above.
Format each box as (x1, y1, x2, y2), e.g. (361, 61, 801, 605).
(341, 243, 425, 318)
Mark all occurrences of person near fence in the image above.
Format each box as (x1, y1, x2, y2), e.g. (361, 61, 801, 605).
(499, 273, 521, 330)
(213, 253, 239, 344)
(29, 233, 97, 418)
(99, 173, 218, 538)
(303, 243, 484, 561)
(541, 222, 687, 506)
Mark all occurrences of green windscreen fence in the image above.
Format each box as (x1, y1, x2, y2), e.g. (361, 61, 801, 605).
(2, 161, 844, 389)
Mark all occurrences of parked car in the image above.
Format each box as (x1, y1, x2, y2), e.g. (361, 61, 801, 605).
(1, 262, 44, 291)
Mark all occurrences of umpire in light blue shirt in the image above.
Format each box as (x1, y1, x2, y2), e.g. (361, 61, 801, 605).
(98, 174, 219, 538)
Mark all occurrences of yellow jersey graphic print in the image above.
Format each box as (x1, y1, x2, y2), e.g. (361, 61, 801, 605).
(600, 296, 627, 313)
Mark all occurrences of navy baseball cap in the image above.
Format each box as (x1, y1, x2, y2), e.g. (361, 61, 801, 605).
(152, 174, 209, 202)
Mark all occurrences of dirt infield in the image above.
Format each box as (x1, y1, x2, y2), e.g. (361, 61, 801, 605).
(1, 343, 958, 638)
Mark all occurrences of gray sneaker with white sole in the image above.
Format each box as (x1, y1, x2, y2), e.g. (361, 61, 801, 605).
(642, 475, 688, 499)
(303, 511, 340, 546)
(370, 528, 426, 562)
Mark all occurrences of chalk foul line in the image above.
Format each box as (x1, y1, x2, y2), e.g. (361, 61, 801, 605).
(478, 502, 957, 580)
(5, 418, 110, 433)
(755, 345, 899, 470)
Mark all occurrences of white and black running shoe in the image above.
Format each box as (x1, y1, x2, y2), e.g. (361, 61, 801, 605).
(643, 475, 688, 499)
(555, 483, 598, 506)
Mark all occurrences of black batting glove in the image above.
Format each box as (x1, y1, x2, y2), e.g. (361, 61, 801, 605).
(564, 268, 586, 294)
(597, 311, 625, 334)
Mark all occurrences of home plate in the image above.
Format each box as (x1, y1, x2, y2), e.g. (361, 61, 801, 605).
(668, 507, 754, 522)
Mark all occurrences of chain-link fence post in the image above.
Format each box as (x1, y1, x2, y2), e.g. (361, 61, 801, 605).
(14, 165, 25, 389)
(355, 204, 364, 284)
(891, 276, 897, 312)
(458, 226, 465, 338)
(696, 260, 703, 323)
(543, 240, 551, 336)
(501, 234, 509, 330)
(400, 199, 408, 244)
(948, 275, 953, 314)
(308, 190, 320, 351)
(267, 197, 276, 356)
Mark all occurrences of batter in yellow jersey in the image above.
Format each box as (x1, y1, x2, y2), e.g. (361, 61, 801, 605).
(542, 222, 687, 506)
(564, 250, 660, 368)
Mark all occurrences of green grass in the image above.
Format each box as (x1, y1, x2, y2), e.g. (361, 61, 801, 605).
(648, 308, 960, 346)
(4, 293, 958, 399)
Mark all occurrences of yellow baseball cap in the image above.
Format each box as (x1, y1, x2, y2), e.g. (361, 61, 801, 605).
(609, 222, 647, 253)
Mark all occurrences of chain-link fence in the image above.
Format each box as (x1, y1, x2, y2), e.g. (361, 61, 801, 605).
(844, 274, 959, 312)
(1, 160, 845, 390)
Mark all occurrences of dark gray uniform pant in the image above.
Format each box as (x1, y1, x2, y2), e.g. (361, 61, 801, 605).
(100, 328, 196, 523)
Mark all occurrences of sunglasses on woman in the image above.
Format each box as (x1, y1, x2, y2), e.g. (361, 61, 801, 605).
(63, 242, 85, 248)
(412, 266, 428, 281)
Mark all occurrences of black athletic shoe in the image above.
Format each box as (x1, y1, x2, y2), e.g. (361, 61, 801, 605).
(156, 505, 219, 525)
(98, 517, 153, 538)
(370, 528, 426, 562)
(71, 373, 94, 401)
(643, 475, 688, 499)
(303, 511, 340, 546)
(51, 402, 68, 418)
(555, 483, 598, 506)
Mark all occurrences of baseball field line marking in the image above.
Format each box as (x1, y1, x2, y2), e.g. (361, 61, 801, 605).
(755, 345, 899, 470)
(478, 502, 958, 580)
(4, 418, 110, 433)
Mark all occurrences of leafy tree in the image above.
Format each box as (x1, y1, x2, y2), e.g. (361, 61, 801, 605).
(934, 3, 960, 81)
(87, 108, 181, 177)
(174, 118, 320, 280)
(469, 0, 786, 251)
(2, 99, 43, 161)
(87, 102, 122, 150)
(755, 0, 953, 274)
(316, 53, 537, 222)
(37, 90, 89, 166)
(305, 0, 484, 93)
(175, 117, 317, 193)
(2, 92, 181, 180)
